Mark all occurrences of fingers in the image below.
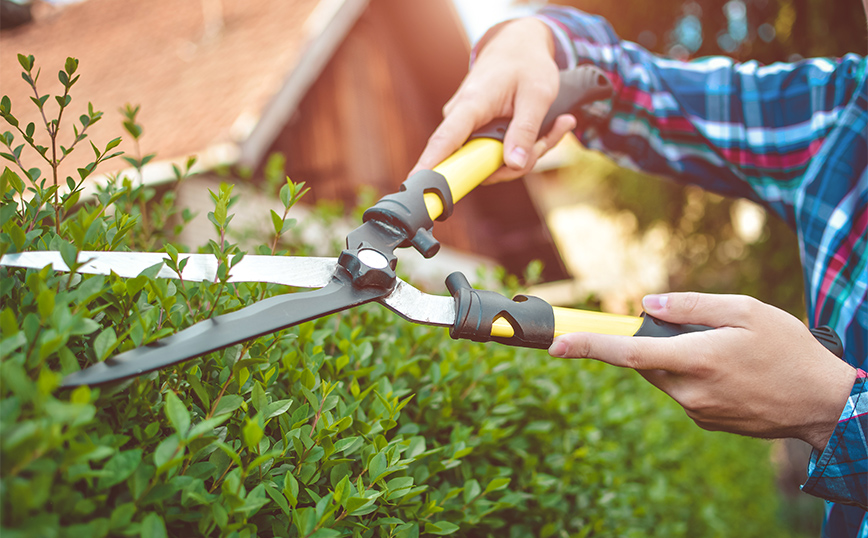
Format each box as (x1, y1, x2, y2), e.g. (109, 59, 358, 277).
(484, 114, 577, 184)
(642, 292, 768, 328)
(503, 78, 559, 169)
(409, 103, 480, 176)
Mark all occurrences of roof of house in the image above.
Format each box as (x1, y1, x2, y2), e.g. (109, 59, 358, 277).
(0, 0, 358, 175)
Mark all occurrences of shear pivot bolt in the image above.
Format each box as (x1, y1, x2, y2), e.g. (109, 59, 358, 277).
(358, 249, 389, 269)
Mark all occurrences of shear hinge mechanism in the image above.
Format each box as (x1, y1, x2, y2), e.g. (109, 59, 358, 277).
(339, 170, 454, 289)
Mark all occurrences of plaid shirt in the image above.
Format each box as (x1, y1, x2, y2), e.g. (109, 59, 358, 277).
(528, 6, 868, 535)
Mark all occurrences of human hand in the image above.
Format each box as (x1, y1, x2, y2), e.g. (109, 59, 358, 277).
(548, 292, 857, 451)
(410, 18, 577, 183)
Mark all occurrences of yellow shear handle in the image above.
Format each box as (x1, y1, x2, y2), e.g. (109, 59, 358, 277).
(430, 139, 646, 340)
(425, 138, 504, 220)
(491, 308, 644, 339)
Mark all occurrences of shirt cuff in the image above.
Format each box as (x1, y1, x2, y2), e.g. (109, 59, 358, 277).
(802, 369, 868, 509)
(531, 14, 576, 71)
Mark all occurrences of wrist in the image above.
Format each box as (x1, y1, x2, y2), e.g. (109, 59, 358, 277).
(799, 360, 857, 451)
(475, 17, 555, 62)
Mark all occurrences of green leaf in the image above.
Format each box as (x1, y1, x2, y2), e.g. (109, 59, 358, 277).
(386, 477, 414, 492)
(36, 288, 55, 321)
(153, 435, 182, 471)
(265, 483, 290, 515)
(2, 167, 24, 193)
(140, 512, 167, 538)
(109, 503, 136, 532)
(98, 449, 143, 490)
(94, 327, 118, 361)
(310, 529, 341, 538)
(164, 391, 190, 436)
(69, 385, 91, 405)
(303, 446, 325, 464)
(242, 419, 264, 450)
(105, 137, 121, 151)
(345, 496, 374, 515)
(270, 210, 283, 235)
(187, 415, 230, 438)
(333, 474, 350, 505)
(212, 394, 243, 416)
(284, 472, 299, 508)
(264, 398, 293, 420)
(251, 381, 267, 413)
(425, 521, 460, 535)
(7, 221, 24, 251)
(368, 452, 386, 482)
(463, 479, 481, 504)
(186, 372, 210, 410)
(64, 56, 79, 75)
(236, 366, 250, 391)
(58, 239, 78, 270)
(17, 53, 33, 71)
(484, 477, 511, 495)
(334, 436, 362, 455)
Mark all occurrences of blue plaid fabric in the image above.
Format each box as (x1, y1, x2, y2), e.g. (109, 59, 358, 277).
(528, 6, 868, 534)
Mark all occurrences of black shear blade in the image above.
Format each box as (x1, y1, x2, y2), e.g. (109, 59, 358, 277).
(60, 277, 384, 387)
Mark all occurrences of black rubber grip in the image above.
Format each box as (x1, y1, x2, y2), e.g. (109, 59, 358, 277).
(469, 64, 614, 142)
(633, 314, 713, 338)
(446, 272, 555, 349)
(634, 314, 845, 358)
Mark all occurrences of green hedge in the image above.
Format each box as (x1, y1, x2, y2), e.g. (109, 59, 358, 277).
(0, 55, 791, 538)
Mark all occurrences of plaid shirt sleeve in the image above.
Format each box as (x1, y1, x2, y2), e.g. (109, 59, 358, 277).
(527, 6, 868, 516)
(532, 7, 863, 226)
(803, 370, 868, 508)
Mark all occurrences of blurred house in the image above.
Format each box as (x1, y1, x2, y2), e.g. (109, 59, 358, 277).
(0, 0, 568, 281)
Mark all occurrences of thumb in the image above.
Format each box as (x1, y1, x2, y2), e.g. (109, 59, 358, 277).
(548, 331, 685, 372)
(642, 292, 759, 328)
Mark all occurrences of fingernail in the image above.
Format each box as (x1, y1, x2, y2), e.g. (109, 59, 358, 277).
(548, 339, 566, 357)
(642, 294, 668, 313)
(508, 147, 528, 168)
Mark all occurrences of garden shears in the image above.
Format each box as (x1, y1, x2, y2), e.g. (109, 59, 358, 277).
(0, 66, 843, 388)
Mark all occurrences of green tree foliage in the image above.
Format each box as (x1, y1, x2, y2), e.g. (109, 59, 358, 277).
(0, 56, 810, 538)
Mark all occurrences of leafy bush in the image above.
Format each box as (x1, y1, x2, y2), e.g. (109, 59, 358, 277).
(1, 55, 793, 538)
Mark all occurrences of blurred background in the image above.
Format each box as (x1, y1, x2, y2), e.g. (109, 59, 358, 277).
(1, 0, 865, 534)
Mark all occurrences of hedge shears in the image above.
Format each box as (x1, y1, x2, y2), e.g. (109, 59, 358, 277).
(0, 66, 843, 388)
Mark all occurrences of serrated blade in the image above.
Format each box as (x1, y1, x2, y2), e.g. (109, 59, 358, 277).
(0, 251, 337, 288)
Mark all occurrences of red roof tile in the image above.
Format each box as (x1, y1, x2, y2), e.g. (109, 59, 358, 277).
(1, 0, 322, 175)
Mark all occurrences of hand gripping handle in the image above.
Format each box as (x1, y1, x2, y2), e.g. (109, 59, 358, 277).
(634, 314, 846, 358)
(361, 66, 613, 260)
(445, 272, 846, 360)
(423, 65, 614, 221)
